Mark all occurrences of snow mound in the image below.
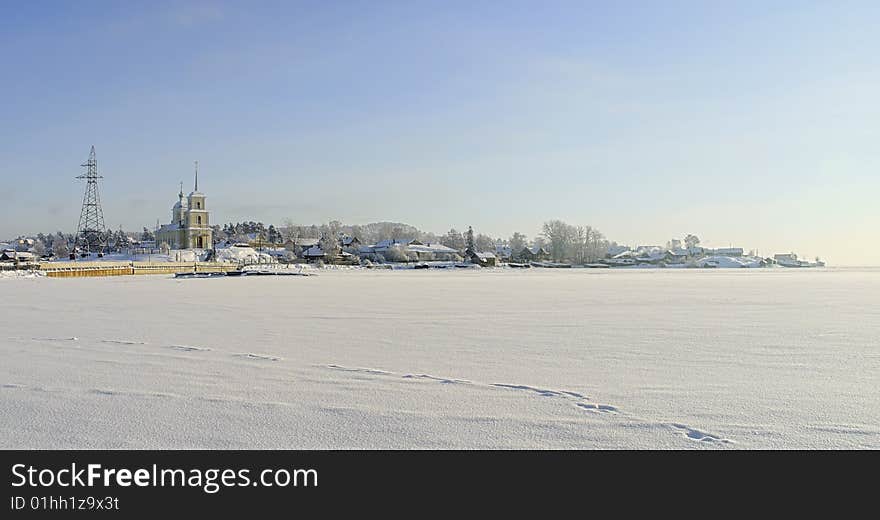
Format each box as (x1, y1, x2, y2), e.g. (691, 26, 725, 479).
(214, 246, 273, 264)
(694, 256, 763, 268)
(0, 270, 45, 279)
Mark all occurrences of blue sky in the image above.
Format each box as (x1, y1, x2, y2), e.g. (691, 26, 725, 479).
(2, 1, 878, 264)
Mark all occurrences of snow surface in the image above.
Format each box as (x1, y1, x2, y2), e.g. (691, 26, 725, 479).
(1, 268, 877, 449)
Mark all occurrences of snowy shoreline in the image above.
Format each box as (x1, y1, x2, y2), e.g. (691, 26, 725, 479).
(1, 260, 836, 281)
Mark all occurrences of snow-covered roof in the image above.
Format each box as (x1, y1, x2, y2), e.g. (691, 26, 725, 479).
(635, 245, 663, 255)
(409, 243, 458, 254)
(374, 238, 420, 248)
(158, 224, 180, 233)
(292, 238, 319, 247)
(472, 251, 496, 260)
(0, 251, 35, 260)
(636, 251, 665, 261)
(303, 246, 325, 257)
(495, 245, 512, 257)
(361, 241, 456, 255)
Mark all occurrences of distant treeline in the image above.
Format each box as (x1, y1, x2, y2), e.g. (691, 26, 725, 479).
(18, 219, 628, 263)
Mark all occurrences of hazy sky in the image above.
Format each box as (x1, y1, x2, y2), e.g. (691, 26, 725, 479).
(2, 1, 878, 265)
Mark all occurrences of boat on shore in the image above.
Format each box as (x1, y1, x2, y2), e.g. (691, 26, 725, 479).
(239, 268, 314, 276)
(175, 266, 315, 277)
(174, 271, 228, 279)
(530, 261, 572, 268)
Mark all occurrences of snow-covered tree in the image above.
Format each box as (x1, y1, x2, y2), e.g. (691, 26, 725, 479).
(474, 233, 495, 252)
(466, 226, 475, 251)
(53, 239, 69, 258)
(441, 229, 465, 251)
(267, 224, 281, 244)
(382, 244, 413, 262)
(509, 232, 527, 257)
(319, 233, 340, 261)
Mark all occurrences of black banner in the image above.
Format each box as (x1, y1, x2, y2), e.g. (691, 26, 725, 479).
(1, 450, 872, 516)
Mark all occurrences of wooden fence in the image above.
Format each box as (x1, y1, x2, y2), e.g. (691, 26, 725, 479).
(38, 261, 240, 278)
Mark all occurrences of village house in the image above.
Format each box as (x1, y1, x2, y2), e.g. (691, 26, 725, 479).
(281, 237, 320, 257)
(605, 245, 630, 258)
(358, 239, 460, 262)
(774, 253, 798, 263)
(494, 244, 512, 262)
(713, 247, 744, 257)
(519, 246, 549, 262)
(467, 249, 497, 267)
(14, 238, 35, 251)
(0, 250, 37, 265)
(372, 238, 422, 250)
(406, 242, 459, 260)
(664, 249, 689, 264)
(340, 236, 361, 249)
(245, 233, 283, 249)
(302, 245, 326, 261)
(301, 245, 357, 264)
(686, 246, 706, 257)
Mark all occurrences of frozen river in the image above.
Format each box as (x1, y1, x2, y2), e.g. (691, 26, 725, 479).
(1, 268, 877, 448)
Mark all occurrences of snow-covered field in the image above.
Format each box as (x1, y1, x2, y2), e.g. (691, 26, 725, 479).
(1, 268, 877, 449)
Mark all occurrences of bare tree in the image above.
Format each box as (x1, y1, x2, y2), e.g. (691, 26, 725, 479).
(53, 238, 70, 258)
(441, 229, 465, 251)
(542, 220, 575, 262)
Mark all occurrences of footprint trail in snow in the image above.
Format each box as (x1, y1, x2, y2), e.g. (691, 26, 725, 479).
(324, 364, 733, 445)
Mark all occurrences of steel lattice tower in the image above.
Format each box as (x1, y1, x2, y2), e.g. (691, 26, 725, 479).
(73, 146, 108, 256)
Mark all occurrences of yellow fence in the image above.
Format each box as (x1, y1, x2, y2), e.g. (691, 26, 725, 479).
(39, 261, 239, 278)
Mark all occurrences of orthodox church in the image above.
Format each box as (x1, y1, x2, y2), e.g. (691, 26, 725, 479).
(156, 164, 213, 250)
